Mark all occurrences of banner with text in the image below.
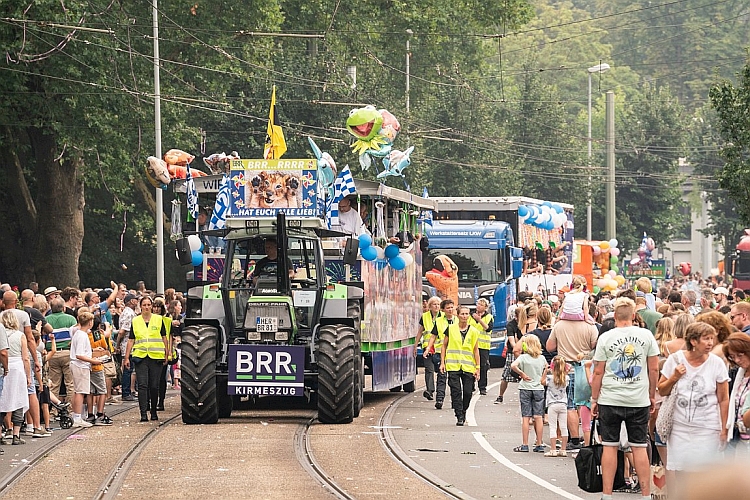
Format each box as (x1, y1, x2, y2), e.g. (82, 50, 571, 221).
(227, 345, 305, 397)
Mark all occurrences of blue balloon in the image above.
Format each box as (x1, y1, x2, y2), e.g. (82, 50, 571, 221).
(542, 201, 552, 208)
(384, 244, 400, 259)
(545, 221, 555, 230)
(552, 203, 564, 214)
(191, 250, 203, 267)
(518, 205, 529, 217)
(375, 258, 388, 271)
(361, 245, 378, 261)
(358, 234, 372, 249)
(389, 255, 406, 270)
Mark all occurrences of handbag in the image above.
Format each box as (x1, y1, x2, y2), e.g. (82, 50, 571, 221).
(573, 362, 592, 406)
(656, 351, 681, 440)
(650, 439, 667, 500)
(575, 418, 627, 493)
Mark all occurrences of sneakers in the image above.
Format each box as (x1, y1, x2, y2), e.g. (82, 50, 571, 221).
(422, 390, 434, 401)
(22, 425, 34, 435)
(85, 415, 96, 424)
(150, 413, 159, 421)
(12, 435, 25, 445)
(156, 404, 165, 411)
(494, 396, 504, 404)
(32, 428, 51, 438)
(434, 400, 443, 410)
(95, 415, 114, 426)
(479, 389, 487, 395)
(456, 416, 466, 426)
(533, 445, 546, 453)
(140, 413, 149, 422)
(566, 441, 582, 451)
(58, 402, 71, 409)
(72, 418, 93, 428)
(122, 395, 136, 402)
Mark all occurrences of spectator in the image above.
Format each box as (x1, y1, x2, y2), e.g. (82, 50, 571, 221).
(658, 323, 729, 483)
(60, 287, 80, 317)
(635, 295, 662, 335)
(682, 290, 700, 316)
(511, 334, 547, 452)
(43, 287, 61, 304)
(695, 310, 734, 365)
(729, 301, 750, 334)
(69, 311, 102, 428)
(495, 302, 537, 404)
(45, 298, 76, 402)
(0, 311, 31, 445)
(714, 287, 730, 310)
(117, 294, 138, 401)
(590, 297, 660, 499)
(84, 315, 113, 426)
(723, 333, 750, 452)
(542, 355, 571, 457)
(124, 296, 169, 422)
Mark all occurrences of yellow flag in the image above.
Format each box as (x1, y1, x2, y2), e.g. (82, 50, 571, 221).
(263, 86, 287, 159)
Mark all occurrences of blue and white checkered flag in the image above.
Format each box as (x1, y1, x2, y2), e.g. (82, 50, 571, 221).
(185, 166, 199, 220)
(419, 186, 433, 226)
(208, 175, 230, 230)
(327, 164, 357, 228)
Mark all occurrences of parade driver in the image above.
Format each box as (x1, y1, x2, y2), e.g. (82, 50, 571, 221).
(251, 238, 294, 284)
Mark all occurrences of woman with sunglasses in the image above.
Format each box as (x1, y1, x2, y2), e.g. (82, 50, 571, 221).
(723, 333, 750, 455)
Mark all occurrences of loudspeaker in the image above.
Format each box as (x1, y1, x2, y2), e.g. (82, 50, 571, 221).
(343, 237, 360, 266)
(176, 238, 192, 265)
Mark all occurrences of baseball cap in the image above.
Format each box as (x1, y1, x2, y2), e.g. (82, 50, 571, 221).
(44, 286, 61, 296)
(713, 286, 729, 296)
(124, 293, 138, 303)
(548, 295, 559, 304)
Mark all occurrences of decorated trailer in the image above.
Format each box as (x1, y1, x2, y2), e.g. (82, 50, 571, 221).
(174, 159, 435, 423)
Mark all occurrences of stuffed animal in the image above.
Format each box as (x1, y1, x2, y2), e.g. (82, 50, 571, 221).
(426, 255, 459, 305)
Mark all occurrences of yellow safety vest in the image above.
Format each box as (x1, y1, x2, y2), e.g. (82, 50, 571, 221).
(443, 323, 479, 373)
(421, 311, 441, 348)
(470, 313, 493, 350)
(131, 314, 166, 360)
(433, 315, 456, 354)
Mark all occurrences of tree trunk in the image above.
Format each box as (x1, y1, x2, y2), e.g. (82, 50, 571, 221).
(29, 127, 84, 288)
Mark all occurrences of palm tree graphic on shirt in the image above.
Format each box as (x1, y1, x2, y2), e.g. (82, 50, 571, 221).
(610, 343, 643, 380)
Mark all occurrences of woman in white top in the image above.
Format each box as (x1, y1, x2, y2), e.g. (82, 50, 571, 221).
(0, 310, 31, 446)
(658, 323, 729, 487)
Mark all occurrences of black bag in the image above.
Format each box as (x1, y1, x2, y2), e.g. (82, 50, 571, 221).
(574, 418, 626, 493)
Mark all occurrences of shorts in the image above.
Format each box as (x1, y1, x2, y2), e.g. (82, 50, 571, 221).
(566, 368, 577, 410)
(597, 404, 650, 448)
(90, 370, 107, 395)
(519, 389, 545, 417)
(70, 364, 91, 395)
(39, 385, 51, 405)
(503, 352, 521, 382)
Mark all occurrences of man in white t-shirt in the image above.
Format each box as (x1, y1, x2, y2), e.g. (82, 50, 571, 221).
(335, 197, 366, 236)
(590, 297, 660, 499)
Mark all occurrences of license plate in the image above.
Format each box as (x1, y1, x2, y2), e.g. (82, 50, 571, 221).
(256, 317, 278, 332)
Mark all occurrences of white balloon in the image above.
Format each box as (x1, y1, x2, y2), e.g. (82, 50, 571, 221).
(187, 234, 202, 252)
(375, 246, 385, 260)
(400, 252, 414, 267)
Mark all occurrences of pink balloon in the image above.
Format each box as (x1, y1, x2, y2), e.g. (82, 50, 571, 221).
(592, 246, 601, 256)
(608, 270, 617, 278)
(610, 248, 620, 257)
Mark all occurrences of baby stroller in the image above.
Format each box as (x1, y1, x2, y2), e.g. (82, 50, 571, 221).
(50, 400, 74, 429)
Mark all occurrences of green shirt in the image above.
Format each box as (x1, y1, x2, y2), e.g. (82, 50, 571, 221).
(636, 308, 662, 335)
(514, 353, 547, 391)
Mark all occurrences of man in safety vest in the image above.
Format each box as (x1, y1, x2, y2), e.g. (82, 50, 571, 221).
(425, 299, 456, 410)
(439, 305, 480, 426)
(470, 298, 494, 396)
(416, 296, 442, 401)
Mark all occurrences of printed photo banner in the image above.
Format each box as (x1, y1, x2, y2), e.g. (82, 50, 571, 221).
(228, 159, 319, 218)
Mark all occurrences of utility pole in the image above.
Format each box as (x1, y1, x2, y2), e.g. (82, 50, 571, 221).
(405, 29, 412, 115)
(153, 0, 164, 293)
(605, 91, 615, 241)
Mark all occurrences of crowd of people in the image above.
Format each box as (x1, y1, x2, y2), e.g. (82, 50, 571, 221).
(0, 281, 184, 453)
(417, 273, 750, 499)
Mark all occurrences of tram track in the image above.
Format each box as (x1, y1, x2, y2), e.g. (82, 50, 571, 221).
(295, 417, 356, 500)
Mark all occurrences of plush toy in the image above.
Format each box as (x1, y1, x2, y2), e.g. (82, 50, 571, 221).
(164, 149, 195, 166)
(426, 255, 459, 306)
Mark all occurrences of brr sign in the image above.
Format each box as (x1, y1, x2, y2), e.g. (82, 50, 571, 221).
(228, 345, 305, 396)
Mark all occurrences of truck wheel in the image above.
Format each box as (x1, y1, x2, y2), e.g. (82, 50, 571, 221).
(181, 324, 219, 424)
(317, 324, 356, 424)
(403, 380, 416, 392)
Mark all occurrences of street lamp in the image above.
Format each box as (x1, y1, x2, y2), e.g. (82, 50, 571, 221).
(587, 62, 610, 241)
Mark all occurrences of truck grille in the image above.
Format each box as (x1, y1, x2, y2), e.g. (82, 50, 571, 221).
(244, 302, 293, 330)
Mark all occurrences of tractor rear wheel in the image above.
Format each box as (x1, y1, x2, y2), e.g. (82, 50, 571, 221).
(181, 324, 219, 424)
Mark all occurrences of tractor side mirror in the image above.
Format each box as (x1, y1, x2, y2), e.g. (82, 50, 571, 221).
(343, 237, 360, 266)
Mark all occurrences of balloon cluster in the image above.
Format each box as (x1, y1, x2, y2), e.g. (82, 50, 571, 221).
(186, 235, 204, 267)
(592, 239, 623, 292)
(357, 234, 413, 271)
(518, 202, 567, 230)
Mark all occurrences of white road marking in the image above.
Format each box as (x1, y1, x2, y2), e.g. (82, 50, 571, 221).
(472, 432, 584, 500)
(466, 381, 499, 427)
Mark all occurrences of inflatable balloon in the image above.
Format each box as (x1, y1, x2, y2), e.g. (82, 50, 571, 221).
(593, 286, 601, 294)
(611, 265, 619, 273)
(375, 246, 385, 260)
(610, 256, 619, 264)
(361, 245, 378, 261)
(592, 246, 601, 256)
(608, 270, 617, 278)
(346, 106, 386, 156)
(384, 244, 400, 259)
(389, 255, 406, 270)
(615, 275, 626, 286)
(679, 262, 692, 276)
(608, 238, 618, 248)
(375, 258, 388, 271)
(647, 238, 656, 251)
(400, 252, 414, 268)
(377, 146, 413, 180)
(358, 233, 373, 249)
(308, 137, 337, 197)
(518, 205, 529, 218)
(379, 109, 401, 145)
(190, 250, 203, 267)
(610, 247, 620, 257)
(202, 151, 239, 175)
(187, 235, 203, 252)
(426, 254, 459, 305)
(599, 241, 610, 251)
(167, 165, 207, 180)
(145, 156, 171, 189)
(164, 149, 195, 166)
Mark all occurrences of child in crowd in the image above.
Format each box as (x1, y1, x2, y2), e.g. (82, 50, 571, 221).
(511, 334, 547, 453)
(542, 355, 570, 457)
(69, 312, 103, 428)
(559, 275, 595, 324)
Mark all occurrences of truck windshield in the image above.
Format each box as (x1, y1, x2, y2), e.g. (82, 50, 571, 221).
(423, 248, 503, 282)
(737, 252, 750, 276)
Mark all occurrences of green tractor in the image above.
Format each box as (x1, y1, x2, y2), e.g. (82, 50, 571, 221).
(180, 212, 364, 424)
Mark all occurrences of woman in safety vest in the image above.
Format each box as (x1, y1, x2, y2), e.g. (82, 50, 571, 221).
(416, 296, 443, 401)
(439, 305, 480, 426)
(123, 296, 169, 422)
